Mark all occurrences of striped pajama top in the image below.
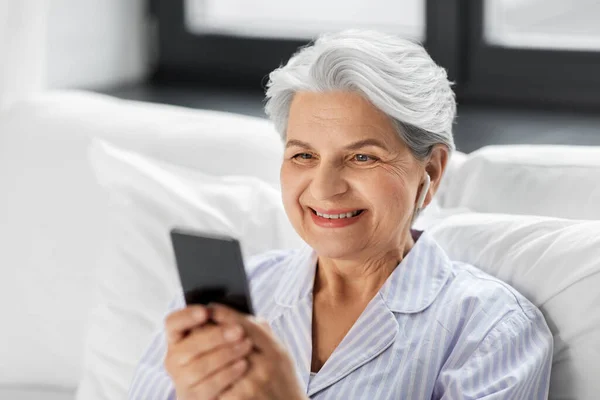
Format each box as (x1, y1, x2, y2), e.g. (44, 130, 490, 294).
(129, 230, 553, 399)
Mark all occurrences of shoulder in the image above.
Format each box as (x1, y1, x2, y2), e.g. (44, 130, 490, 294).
(244, 248, 303, 307)
(417, 231, 542, 327)
(444, 260, 540, 321)
(244, 248, 300, 284)
(434, 258, 552, 352)
(432, 261, 553, 396)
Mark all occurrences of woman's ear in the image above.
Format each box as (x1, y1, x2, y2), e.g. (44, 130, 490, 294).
(422, 145, 449, 209)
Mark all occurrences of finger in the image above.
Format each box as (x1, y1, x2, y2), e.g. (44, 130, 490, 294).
(218, 353, 264, 400)
(218, 376, 254, 400)
(188, 338, 253, 384)
(165, 306, 210, 345)
(211, 304, 275, 353)
(189, 358, 249, 399)
(174, 323, 246, 366)
(209, 303, 246, 324)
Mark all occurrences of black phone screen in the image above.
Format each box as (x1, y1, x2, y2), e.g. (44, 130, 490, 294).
(170, 228, 254, 315)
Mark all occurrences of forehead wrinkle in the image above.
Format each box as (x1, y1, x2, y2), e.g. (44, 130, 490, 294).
(292, 120, 397, 145)
(308, 110, 352, 124)
(288, 91, 403, 149)
(313, 101, 372, 116)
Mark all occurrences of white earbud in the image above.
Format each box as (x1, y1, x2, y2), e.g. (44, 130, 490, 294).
(410, 173, 431, 227)
(415, 173, 431, 212)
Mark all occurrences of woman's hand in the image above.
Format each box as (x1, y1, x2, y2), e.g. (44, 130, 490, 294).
(210, 304, 308, 400)
(163, 305, 254, 400)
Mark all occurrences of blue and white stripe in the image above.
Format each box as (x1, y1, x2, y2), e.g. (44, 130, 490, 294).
(129, 231, 553, 399)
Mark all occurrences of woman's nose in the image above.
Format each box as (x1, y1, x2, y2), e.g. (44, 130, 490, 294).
(309, 164, 348, 201)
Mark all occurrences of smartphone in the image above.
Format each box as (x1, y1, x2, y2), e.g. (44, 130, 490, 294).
(170, 228, 254, 315)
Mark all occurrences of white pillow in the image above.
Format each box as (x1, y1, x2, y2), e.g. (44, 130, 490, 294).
(429, 213, 600, 400)
(443, 145, 600, 220)
(0, 91, 283, 388)
(435, 150, 467, 208)
(76, 140, 303, 400)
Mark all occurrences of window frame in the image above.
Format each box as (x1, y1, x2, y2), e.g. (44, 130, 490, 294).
(150, 0, 600, 109)
(460, 0, 600, 109)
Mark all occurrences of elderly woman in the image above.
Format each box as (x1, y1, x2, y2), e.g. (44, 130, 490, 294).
(129, 30, 553, 399)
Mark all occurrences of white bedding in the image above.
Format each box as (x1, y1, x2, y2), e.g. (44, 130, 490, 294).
(0, 387, 74, 400)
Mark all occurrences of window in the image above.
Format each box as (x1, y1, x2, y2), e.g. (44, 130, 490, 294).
(461, 0, 600, 108)
(151, 0, 428, 88)
(151, 0, 600, 108)
(485, 0, 600, 51)
(184, 0, 425, 41)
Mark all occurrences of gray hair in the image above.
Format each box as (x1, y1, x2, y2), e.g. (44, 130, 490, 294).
(264, 30, 456, 160)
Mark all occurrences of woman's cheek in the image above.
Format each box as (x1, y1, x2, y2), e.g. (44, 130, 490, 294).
(367, 171, 410, 206)
(280, 169, 303, 216)
(280, 163, 296, 196)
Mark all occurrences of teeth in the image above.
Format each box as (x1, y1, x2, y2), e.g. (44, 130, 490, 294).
(315, 210, 361, 219)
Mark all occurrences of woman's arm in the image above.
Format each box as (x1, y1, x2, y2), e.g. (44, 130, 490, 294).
(128, 250, 292, 399)
(434, 309, 553, 400)
(128, 300, 181, 400)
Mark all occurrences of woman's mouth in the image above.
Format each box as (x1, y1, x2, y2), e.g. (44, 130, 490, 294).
(308, 208, 366, 228)
(310, 208, 364, 219)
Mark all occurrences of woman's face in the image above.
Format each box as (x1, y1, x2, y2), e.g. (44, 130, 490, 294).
(281, 91, 425, 260)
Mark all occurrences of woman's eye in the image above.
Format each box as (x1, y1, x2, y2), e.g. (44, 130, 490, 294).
(354, 154, 375, 162)
(293, 153, 313, 160)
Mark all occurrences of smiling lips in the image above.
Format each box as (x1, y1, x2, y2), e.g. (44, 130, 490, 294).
(309, 207, 366, 228)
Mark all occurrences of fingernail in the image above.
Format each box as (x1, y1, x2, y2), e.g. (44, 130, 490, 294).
(224, 325, 243, 341)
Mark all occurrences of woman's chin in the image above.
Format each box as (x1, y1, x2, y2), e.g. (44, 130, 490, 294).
(306, 239, 363, 261)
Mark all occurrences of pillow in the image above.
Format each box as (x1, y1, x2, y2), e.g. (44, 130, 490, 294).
(76, 140, 303, 400)
(0, 91, 283, 388)
(435, 150, 467, 208)
(442, 145, 600, 220)
(429, 213, 600, 399)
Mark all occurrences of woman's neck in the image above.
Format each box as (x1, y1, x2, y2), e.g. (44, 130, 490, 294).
(314, 233, 415, 305)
